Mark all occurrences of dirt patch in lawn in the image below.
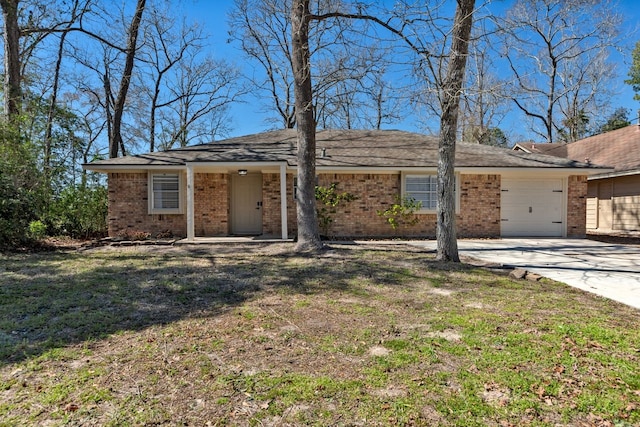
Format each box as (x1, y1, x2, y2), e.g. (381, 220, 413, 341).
(1, 242, 639, 426)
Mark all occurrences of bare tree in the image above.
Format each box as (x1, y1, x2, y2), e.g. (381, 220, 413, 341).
(437, 0, 475, 262)
(0, 0, 96, 120)
(556, 50, 615, 142)
(157, 56, 242, 149)
(109, 0, 146, 158)
(1, 0, 21, 118)
(230, 0, 401, 131)
(135, 9, 203, 151)
(291, 0, 322, 251)
(322, 1, 477, 261)
(229, 0, 296, 129)
(460, 28, 510, 146)
(499, 0, 621, 143)
(42, 0, 92, 182)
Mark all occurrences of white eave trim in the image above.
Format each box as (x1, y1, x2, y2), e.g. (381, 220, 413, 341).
(83, 162, 611, 176)
(587, 168, 640, 180)
(466, 167, 612, 176)
(82, 164, 187, 173)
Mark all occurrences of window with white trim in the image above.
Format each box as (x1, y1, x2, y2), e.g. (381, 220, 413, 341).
(405, 175, 438, 210)
(149, 173, 183, 214)
(403, 173, 458, 212)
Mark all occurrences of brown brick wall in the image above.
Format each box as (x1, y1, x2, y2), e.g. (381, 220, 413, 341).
(107, 172, 186, 237)
(567, 175, 587, 237)
(316, 173, 420, 237)
(458, 174, 501, 237)
(108, 171, 581, 239)
(262, 173, 294, 237)
(261, 172, 502, 238)
(194, 173, 229, 236)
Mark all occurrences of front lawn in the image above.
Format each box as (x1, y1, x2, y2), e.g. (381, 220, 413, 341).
(1, 243, 638, 426)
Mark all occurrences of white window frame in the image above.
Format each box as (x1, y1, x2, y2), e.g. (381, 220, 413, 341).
(148, 172, 184, 214)
(401, 172, 460, 214)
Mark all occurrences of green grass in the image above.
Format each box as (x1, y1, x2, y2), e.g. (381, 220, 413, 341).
(1, 243, 639, 426)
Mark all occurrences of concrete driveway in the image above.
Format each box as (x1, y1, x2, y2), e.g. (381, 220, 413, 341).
(413, 238, 640, 310)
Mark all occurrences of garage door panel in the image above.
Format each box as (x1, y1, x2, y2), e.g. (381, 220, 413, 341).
(501, 179, 564, 237)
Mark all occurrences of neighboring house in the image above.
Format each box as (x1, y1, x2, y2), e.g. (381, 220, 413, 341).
(84, 129, 608, 241)
(514, 125, 640, 233)
(512, 141, 565, 156)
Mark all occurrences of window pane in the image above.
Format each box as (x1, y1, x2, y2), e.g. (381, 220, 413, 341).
(406, 176, 429, 192)
(153, 174, 180, 210)
(405, 174, 444, 210)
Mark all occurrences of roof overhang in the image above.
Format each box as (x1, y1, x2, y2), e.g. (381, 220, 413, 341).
(587, 167, 640, 180)
(83, 162, 611, 176)
(82, 164, 187, 173)
(455, 167, 612, 177)
(83, 161, 291, 174)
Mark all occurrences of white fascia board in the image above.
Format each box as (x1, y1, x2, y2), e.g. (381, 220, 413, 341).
(462, 167, 612, 177)
(314, 166, 610, 176)
(82, 164, 187, 173)
(86, 163, 613, 177)
(587, 168, 640, 180)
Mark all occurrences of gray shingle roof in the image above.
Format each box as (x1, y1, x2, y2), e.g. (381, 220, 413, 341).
(85, 129, 603, 170)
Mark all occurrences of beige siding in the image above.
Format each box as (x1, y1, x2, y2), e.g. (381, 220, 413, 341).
(586, 183, 598, 229)
(613, 175, 640, 231)
(598, 181, 614, 230)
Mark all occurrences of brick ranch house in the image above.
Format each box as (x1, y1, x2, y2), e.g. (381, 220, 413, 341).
(84, 129, 609, 241)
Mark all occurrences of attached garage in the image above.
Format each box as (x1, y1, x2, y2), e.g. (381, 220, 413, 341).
(513, 125, 640, 235)
(501, 178, 565, 237)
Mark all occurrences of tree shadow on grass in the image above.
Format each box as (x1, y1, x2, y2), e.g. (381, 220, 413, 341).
(0, 244, 427, 366)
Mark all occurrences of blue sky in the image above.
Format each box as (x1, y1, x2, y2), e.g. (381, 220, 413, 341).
(182, 0, 640, 140)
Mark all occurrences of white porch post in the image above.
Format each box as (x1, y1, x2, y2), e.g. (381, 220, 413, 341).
(186, 164, 195, 242)
(280, 163, 288, 240)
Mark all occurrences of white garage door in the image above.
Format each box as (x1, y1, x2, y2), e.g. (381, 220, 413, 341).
(501, 179, 564, 237)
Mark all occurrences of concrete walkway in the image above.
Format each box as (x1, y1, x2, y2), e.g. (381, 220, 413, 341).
(412, 238, 640, 310)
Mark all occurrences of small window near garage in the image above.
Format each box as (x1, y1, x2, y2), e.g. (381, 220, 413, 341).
(149, 173, 183, 214)
(403, 173, 459, 213)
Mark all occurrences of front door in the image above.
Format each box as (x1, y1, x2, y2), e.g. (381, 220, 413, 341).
(231, 173, 263, 235)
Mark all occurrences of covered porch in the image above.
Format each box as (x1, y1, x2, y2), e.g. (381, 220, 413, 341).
(185, 161, 291, 242)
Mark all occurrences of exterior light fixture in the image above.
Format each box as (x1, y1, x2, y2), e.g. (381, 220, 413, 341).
(238, 169, 248, 176)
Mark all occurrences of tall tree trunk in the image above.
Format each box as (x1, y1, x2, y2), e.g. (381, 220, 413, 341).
(43, 30, 69, 187)
(291, 0, 323, 252)
(436, 0, 475, 262)
(1, 0, 21, 119)
(110, 0, 146, 158)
